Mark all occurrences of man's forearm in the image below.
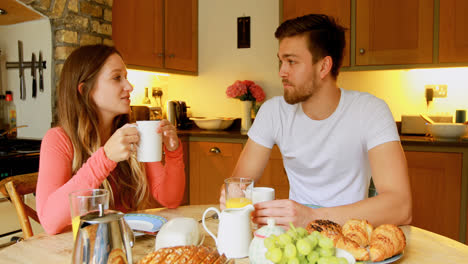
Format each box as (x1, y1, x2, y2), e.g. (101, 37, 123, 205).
(312, 191, 412, 227)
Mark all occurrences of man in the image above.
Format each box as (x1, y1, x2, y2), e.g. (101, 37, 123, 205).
(220, 14, 412, 229)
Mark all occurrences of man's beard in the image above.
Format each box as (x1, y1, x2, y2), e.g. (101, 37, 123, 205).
(283, 81, 315, 105)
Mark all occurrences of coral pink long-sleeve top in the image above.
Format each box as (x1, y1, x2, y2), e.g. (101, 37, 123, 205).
(36, 127, 185, 235)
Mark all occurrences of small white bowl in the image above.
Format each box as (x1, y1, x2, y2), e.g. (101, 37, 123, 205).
(427, 123, 467, 141)
(190, 117, 235, 130)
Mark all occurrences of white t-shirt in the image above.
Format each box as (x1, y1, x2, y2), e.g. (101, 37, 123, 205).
(248, 88, 400, 207)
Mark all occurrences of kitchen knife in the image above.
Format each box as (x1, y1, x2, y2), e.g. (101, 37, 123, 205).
(38, 51, 44, 92)
(18, 41, 26, 100)
(31, 53, 37, 98)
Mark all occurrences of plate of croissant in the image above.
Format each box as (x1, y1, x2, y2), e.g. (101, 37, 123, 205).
(306, 219, 405, 263)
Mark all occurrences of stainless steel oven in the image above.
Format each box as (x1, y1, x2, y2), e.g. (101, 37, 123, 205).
(0, 138, 42, 245)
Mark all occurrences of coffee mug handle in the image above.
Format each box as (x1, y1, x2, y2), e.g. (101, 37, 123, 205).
(202, 207, 220, 244)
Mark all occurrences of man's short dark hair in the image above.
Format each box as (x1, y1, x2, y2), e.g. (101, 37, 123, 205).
(275, 14, 346, 79)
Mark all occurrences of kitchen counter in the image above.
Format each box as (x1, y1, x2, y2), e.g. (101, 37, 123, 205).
(178, 127, 248, 140)
(401, 135, 468, 147)
(178, 119, 248, 140)
(178, 126, 468, 147)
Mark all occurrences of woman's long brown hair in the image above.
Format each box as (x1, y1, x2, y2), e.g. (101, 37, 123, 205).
(56, 45, 151, 210)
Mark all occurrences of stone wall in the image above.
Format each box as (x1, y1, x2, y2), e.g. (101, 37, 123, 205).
(19, 0, 114, 115)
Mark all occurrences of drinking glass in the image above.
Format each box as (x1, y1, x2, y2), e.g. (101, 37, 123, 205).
(225, 178, 253, 209)
(69, 189, 109, 240)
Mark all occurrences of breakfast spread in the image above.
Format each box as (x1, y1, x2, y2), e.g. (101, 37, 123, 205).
(137, 245, 227, 264)
(306, 219, 406, 262)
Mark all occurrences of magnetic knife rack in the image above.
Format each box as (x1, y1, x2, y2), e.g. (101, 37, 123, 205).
(6, 61, 47, 69)
(5, 40, 47, 100)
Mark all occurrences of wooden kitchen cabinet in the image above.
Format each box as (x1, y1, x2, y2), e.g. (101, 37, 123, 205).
(356, 0, 434, 65)
(439, 0, 468, 63)
(282, 0, 351, 67)
(188, 142, 289, 204)
(405, 151, 462, 241)
(189, 141, 243, 205)
(112, 0, 198, 73)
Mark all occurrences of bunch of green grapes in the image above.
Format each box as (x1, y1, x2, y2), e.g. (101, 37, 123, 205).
(264, 223, 348, 264)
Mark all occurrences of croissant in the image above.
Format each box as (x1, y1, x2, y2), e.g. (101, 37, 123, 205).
(306, 220, 342, 237)
(138, 245, 228, 264)
(342, 219, 374, 247)
(306, 220, 370, 261)
(369, 224, 406, 262)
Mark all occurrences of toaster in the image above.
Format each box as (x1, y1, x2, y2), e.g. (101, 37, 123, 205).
(401, 115, 453, 135)
(166, 100, 192, 129)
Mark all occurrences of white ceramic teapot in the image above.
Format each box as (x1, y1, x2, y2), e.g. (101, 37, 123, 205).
(202, 204, 254, 259)
(249, 218, 285, 264)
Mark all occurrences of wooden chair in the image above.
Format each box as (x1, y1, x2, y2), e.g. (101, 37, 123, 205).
(0, 173, 39, 239)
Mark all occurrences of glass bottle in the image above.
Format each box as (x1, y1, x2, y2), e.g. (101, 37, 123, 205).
(0, 94, 4, 131)
(0, 94, 5, 129)
(5, 91, 16, 137)
(142, 87, 151, 105)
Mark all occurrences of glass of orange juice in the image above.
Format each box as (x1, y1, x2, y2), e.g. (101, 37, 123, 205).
(225, 178, 253, 209)
(69, 189, 109, 240)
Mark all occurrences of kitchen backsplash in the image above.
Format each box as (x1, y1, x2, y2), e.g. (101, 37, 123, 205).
(339, 67, 468, 121)
(128, 70, 168, 110)
(0, 19, 52, 139)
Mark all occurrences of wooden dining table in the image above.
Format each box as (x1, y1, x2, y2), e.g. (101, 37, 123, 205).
(0, 204, 467, 263)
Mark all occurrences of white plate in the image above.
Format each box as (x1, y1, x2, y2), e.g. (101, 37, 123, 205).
(357, 252, 403, 264)
(336, 248, 356, 264)
(124, 213, 167, 236)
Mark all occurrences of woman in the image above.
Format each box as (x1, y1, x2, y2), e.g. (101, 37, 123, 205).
(36, 45, 185, 235)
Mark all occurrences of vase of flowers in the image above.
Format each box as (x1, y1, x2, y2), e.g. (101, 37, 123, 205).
(226, 80, 266, 132)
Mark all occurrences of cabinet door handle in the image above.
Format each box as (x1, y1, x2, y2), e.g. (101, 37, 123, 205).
(359, 48, 366, 54)
(209, 147, 221, 154)
(157, 53, 164, 57)
(168, 54, 175, 58)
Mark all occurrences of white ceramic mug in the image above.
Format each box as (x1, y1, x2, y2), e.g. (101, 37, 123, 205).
(136, 120, 162, 162)
(252, 187, 275, 204)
